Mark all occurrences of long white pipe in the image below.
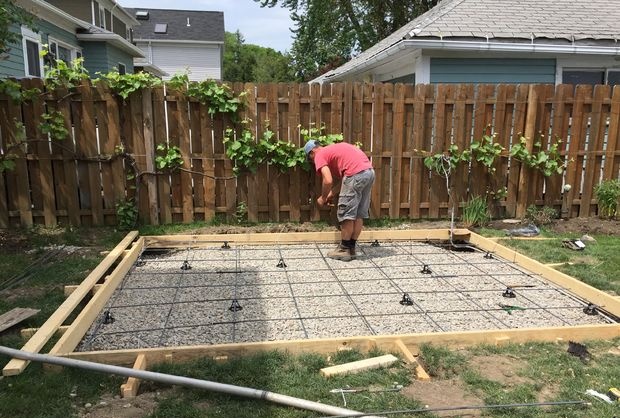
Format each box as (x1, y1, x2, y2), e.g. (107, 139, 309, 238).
(0, 346, 373, 417)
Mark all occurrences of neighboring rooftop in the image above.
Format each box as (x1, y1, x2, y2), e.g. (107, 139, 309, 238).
(125, 8, 224, 42)
(317, 0, 620, 81)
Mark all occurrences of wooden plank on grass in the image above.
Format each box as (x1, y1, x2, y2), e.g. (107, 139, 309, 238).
(2, 231, 139, 376)
(0, 308, 39, 333)
(320, 354, 399, 377)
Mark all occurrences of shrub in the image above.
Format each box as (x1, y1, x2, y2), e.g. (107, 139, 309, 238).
(461, 195, 491, 228)
(524, 205, 557, 226)
(594, 179, 620, 219)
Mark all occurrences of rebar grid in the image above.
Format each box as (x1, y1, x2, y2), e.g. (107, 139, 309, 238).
(77, 240, 615, 351)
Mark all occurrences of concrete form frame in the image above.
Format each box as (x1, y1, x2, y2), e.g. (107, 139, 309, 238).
(3, 229, 620, 378)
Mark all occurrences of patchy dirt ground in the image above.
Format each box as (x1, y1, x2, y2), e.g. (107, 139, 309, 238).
(468, 354, 532, 387)
(403, 378, 483, 417)
(486, 217, 620, 236)
(77, 389, 172, 418)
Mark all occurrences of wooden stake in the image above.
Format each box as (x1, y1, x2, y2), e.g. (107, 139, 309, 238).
(121, 354, 147, 398)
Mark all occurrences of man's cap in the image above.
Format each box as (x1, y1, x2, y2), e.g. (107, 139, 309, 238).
(304, 140, 317, 159)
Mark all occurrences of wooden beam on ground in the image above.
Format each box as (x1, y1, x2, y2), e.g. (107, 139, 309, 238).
(47, 238, 144, 358)
(2, 231, 139, 377)
(394, 340, 430, 381)
(144, 229, 471, 248)
(545, 262, 575, 268)
(64, 284, 103, 297)
(120, 354, 147, 398)
(21, 325, 69, 340)
(320, 354, 399, 377)
(469, 232, 620, 317)
(62, 323, 620, 368)
(488, 236, 556, 241)
(0, 308, 39, 333)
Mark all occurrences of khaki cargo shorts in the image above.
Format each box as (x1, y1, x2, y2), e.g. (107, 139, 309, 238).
(337, 168, 375, 222)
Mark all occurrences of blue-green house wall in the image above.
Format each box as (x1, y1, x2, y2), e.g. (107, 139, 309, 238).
(0, 19, 80, 78)
(430, 58, 556, 83)
(1, 24, 25, 78)
(79, 42, 134, 75)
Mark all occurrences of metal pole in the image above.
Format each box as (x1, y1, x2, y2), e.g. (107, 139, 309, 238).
(0, 346, 373, 417)
(318, 400, 590, 417)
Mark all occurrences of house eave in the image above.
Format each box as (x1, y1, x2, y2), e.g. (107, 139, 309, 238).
(133, 39, 224, 45)
(134, 61, 169, 77)
(315, 39, 620, 83)
(76, 33, 145, 57)
(15, 0, 91, 32)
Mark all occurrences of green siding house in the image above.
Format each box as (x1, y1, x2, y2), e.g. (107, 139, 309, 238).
(313, 0, 620, 86)
(0, 0, 143, 79)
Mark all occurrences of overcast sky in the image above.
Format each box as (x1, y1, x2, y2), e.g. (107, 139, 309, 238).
(122, 0, 295, 52)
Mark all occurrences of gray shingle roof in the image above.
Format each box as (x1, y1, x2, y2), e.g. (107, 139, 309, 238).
(319, 0, 620, 80)
(125, 8, 224, 42)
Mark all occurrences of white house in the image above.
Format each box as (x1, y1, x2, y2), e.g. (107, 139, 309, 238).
(125, 8, 224, 81)
(312, 0, 620, 85)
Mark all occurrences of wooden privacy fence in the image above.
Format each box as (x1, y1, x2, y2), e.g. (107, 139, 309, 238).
(0, 81, 619, 228)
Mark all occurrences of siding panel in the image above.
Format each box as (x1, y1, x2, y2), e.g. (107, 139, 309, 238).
(106, 46, 134, 73)
(430, 58, 556, 84)
(151, 44, 222, 81)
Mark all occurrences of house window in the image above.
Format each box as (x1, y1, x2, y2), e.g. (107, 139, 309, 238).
(99, 6, 106, 29)
(154, 23, 168, 34)
(21, 27, 43, 77)
(607, 71, 620, 86)
(118, 63, 126, 75)
(562, 69, 604, 86)
(48, 38, 82, 65)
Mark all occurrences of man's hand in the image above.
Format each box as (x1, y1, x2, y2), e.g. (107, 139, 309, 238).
(317, 195, 326, 207)
(317, 195, 334, 207)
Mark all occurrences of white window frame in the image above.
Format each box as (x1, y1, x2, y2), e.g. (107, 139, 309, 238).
(48, 37, 82, 64)
(99, 5, 106, 29)
(21, 26, 44, 77)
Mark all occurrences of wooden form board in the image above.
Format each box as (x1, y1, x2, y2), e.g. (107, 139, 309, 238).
(2, 231, 139, 376)
(468, 232, 620, 317)
(6, 229, 619, 373)
(144, 228, 471, 247)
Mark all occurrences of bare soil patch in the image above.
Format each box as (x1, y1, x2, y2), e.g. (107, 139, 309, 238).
(78, 390, 171, 418)
(468, 354, 532, 387)
(486, 217, 620, 236)
(403, 378, 482, 417)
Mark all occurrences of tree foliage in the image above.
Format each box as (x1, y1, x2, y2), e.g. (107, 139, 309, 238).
(0, 0, 35, 55)
(224, 30, 297, 82)
(256, 0, 438, 80)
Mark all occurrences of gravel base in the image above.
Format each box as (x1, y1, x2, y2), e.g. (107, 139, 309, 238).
(76, 240, 615, 352)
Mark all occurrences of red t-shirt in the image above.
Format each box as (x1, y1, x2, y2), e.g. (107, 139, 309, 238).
(314, 142, 372, 178)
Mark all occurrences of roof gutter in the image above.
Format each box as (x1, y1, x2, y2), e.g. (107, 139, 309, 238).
(76, 32, 145, 57)
(318, 38, 620, 82)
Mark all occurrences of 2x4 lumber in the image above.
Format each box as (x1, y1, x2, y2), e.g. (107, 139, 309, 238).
(468, 232, 620, 317)
(2, 231, 139, 376)
(63, 323, 620, 367)
(47, 238, 144, 358)
(21, 325, 69, 340)
(320, 354, 399, 377)
(0, 308, 40, 333)
(64, 284, 103, 297)
(144, 229, 471, 247)
(121, 354, 147, 398)
(394, 340, 430, 381)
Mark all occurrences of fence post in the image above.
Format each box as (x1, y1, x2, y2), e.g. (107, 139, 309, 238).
(516, 85, 538, 218)
(141, 89, 159, 225)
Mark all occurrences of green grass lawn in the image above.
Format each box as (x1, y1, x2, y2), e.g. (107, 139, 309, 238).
(0, 224, 618, 418)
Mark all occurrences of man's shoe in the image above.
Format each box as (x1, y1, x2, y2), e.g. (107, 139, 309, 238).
(327, 245, 353, 261)
(349, 245, 356, 259)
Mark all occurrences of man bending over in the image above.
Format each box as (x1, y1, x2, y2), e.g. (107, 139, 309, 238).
(304, 140, 375, 261)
